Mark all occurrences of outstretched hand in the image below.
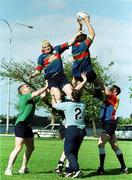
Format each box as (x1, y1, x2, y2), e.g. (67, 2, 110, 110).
(28, 74, 34, 80)
(81, 73, 87, 82)
(82, 15, 90, 24)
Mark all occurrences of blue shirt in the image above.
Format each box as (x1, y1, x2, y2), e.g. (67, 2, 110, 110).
(100, 104, 115, 122)
(72, 38, 93, 77)
(36, 43, 69, 77)
(54, 101, 86, 129)
(100, 93, 119, 122)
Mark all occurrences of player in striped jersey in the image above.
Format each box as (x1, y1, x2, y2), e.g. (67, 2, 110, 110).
(30, 33, 81, 105)
(72, 14, 104, 91)
(97, 85, 128, 174)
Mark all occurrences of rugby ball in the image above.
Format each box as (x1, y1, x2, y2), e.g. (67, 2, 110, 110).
(77, 12, 90, 20)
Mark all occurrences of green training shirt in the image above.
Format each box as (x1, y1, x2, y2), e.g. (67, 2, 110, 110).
(15, 93, 38, 126)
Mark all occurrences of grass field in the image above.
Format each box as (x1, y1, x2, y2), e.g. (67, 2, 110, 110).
(0, 136, 132, 180)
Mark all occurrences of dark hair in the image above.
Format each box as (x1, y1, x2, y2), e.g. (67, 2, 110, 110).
(72, 89, 81, 102)
(75, 33, 87, 42)
(110, 85, 121, 95)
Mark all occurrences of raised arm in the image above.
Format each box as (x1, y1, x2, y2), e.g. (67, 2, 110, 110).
(75, 73, 87, 91)
(68, 30, 84, 46)
(29, 70, 41, 79)
(52, 94, 57, 108)
(97, 86, 109, 102)
(77, 17, 83, 33)
(40, 88, 49, 99)
(104, 86, 110, 96)
(83, 16, 95, 41)
(31, 81, 48, 98)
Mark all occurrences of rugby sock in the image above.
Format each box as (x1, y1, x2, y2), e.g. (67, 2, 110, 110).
(65, 159, 69, 168)
(115, 149, 126, 168)
(58, 160, 64, 165)
(99, 147, 106, 168)
(99, 154, 105, 168)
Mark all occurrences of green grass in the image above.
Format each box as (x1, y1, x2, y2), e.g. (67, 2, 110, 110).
(0, 136, 132, 180)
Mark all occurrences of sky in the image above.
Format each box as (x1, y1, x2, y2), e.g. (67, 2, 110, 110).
(0, 0, 132, 118)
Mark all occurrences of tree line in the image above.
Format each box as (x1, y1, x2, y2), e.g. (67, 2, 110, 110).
(0, 56, 132, 135)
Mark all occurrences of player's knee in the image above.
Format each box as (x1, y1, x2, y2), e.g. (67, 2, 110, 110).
(63, 84, 73, 94)
(98, 142, 104, 148)
(98, 145, 105, 154)
(14, 146, 22, 153)
(111, 144, 118, 151)
(27, 144, 34, 153)
(30, 145, 35, 152)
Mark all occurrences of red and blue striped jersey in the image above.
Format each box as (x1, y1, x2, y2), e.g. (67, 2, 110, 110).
(100, 93, 119, 121)
(72, 37, 93, 77)
(36, 43, 69, 77)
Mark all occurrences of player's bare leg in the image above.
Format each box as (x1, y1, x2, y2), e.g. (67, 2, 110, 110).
(97, 133, 110, 175)
(5, 137, 24, 175)
(19, 138, 34, 174)
(62, 83, 73, 100)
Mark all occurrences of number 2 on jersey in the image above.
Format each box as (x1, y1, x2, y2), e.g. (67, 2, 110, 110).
(75, 108, 81, 120)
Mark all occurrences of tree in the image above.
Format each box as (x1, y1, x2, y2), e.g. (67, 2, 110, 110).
(0, 57, 116, 135)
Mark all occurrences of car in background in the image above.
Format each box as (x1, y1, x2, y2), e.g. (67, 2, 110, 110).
(115, 124, 132, 140)
(33, 124, 60, 138)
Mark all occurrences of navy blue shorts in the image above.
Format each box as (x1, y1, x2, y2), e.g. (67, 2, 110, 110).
(75, 70, 97, 83)
(59, 123, 65, 139)
(102, 121, 117, 136)
(15, 121, 33, 138)
(46, 73, 69, 89)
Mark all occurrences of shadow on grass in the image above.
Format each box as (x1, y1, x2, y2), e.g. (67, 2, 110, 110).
(11, 170, 57, 176)
(34, 170, 55, 174)
(30, 168, 132, 177)
(81, 168, 132, 178)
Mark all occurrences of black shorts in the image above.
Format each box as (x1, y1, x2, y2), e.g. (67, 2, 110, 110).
(75, 70, 97, 83)
(46, 72, 69, 89)
(15, 121, 33, 138)
(102, 121, 117, 136)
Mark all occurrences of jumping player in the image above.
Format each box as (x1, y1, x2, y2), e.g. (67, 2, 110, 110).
(97, 85, 128, 175)
(30, 33, 82, 105)
(4, 83, 48, 176)
(71, 14, 104, 91)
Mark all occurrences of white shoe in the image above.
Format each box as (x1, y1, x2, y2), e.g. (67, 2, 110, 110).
(55, 163, 64, 173)
(19, 168, 29, 174)
(4, 168, 13, 176)
(65, 172, 73, 177)
(72, 170, 83, 178)
(120, 167, 128, 174)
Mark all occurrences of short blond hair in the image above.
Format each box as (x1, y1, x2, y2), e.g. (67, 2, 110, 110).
(42, 40, 51, 47)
